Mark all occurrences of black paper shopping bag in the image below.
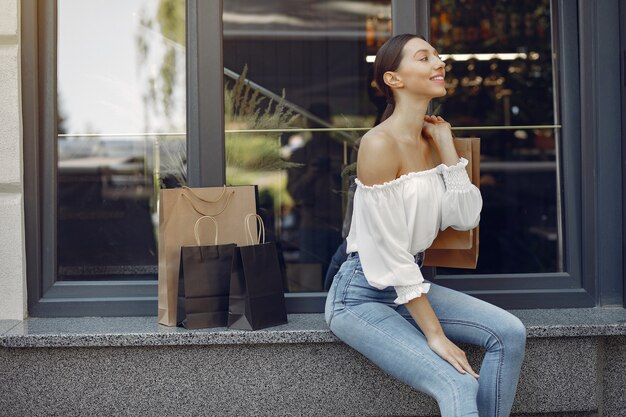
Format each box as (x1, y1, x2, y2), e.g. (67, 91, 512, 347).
(227, 213, 288, 330)
(177, 215, 236, 329)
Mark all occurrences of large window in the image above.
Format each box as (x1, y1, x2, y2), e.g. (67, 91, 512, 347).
(23, 0, 598, 317)
(220, 0, 561, 295)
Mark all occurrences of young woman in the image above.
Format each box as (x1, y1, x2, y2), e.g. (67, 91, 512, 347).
(324, 34, 527, 417)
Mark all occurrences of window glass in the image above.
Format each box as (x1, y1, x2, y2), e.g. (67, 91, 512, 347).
(223, 0, 392, 293)
(430, 0, 561, 274)
(56, 0, 185, 280)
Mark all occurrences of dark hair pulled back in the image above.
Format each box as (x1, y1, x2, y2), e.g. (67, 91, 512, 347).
(373, 33, 427, 122)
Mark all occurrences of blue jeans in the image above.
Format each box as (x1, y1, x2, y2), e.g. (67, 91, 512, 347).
(325, 251, 527, 417)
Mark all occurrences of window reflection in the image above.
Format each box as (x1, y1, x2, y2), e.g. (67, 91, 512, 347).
(285, 103, 344, 280)
(224, 0, 391, 292)
(430, 0, 561, 274)
(55, 0, 561, 285)
(224, 0, 562, 290)
(56, 0, 186, 280)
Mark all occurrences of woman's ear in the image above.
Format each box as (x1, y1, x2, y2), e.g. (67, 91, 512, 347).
(383, 71, 402, 89)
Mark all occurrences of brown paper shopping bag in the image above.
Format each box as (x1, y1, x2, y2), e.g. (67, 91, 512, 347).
(424, 137, 480, 268)
(158, 185, 258, 326)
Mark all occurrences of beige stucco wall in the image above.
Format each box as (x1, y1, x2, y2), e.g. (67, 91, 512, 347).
(0, 0, 27, 320)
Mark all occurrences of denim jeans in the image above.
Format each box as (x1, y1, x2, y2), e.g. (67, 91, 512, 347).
(325, 251, 527, 417)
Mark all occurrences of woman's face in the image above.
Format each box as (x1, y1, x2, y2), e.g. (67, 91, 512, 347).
(386, 38, 447, 99)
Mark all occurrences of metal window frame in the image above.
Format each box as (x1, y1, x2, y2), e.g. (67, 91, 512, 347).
(21, 0, 622, 317)
(621, 0, 626, 308)
(187, 0, 225, 187)
(578, 0, 624, 308)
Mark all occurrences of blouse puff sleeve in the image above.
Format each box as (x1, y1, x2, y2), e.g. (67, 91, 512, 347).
(439, 156, 483, 232)
(353, 157, 482, 305)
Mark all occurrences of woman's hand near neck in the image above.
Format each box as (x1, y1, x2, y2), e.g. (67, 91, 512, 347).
(422, 114, 460, 166)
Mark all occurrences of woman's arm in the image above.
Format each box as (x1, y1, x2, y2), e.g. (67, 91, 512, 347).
(358, 128, 479, 378)
(425, 114, 482, 231)
(406, 293, 479, 378)
(416, 116, 480, 377)
(404, 295, 444, 338)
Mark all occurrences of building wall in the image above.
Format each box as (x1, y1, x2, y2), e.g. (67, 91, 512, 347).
(0, 0, 26, 320)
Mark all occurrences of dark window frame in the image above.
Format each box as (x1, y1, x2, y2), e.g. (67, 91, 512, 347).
(578, 0, 624, 308)
(21, 0, 622, 317)
(621, 0, 626, 308)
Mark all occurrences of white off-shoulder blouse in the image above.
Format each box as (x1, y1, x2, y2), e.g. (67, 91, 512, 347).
(345, 157, 483, 305)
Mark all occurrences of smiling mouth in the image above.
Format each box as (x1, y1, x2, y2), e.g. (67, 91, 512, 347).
(430, 76, 444, 81)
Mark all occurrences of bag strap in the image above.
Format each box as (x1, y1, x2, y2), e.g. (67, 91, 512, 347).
(182, 189, 234, 216)
(182, 185, 227, 203)
(245, 213, 265, 245)
(193, 215, 219, 246)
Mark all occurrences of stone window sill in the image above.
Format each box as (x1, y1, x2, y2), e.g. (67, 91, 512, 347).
(1, 307, 626, 348)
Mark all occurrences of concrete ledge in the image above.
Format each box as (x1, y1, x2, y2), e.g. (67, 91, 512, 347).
(2, 307, 626, 348)
(1, 308, 625, 416)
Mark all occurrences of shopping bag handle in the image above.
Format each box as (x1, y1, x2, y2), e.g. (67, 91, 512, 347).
(182, 185, 227, 203)
(182, 189, 234, 217)
(193, 215, 219, 246)
(245, 213, 265, 245)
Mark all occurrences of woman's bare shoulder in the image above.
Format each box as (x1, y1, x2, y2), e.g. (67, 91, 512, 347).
(357, 129, 401, 187)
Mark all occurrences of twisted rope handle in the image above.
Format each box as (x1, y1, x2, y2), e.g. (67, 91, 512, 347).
(182, 185, 226, 203)
(193, 215, 219, 246)
(245, 213, 265, 246)
(182, 189, 234, 217)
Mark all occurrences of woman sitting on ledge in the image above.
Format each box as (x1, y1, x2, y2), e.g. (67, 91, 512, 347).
(324, 33, 527, 417)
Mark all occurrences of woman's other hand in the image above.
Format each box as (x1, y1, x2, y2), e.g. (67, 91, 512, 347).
(422, 114, 454, 144)
(427, 332, 480, 379)
(421, 114, 460, 166)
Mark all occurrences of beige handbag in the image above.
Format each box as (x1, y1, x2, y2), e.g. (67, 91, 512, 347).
(424, 137, 480, 269)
